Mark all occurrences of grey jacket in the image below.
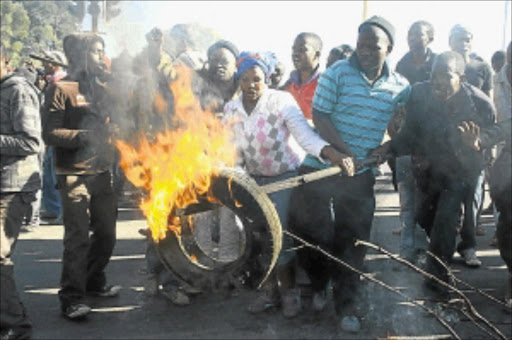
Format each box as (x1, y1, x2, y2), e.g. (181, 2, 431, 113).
(0, 74, 42, 192)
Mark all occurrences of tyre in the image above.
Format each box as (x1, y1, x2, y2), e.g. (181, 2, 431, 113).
(155, 167, 282, 291)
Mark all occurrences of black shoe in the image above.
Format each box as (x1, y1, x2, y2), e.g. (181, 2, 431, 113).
(62, 303, 91, 320)
(87, 285, 122, 297)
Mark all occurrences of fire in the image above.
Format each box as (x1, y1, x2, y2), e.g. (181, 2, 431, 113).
(116, 64, 237, 241)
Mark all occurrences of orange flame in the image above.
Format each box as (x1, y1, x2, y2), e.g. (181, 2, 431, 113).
(116, 65, 237, 241)
(153, 93, 168, 114)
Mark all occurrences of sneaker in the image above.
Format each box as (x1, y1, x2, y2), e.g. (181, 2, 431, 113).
(340, 315, 361, 333)
(144, 274, 159, 296)
(312, 289, 327, 312)
(161, 287, 190, 306)
(247, 291, 280, 314)
(460, 248, 482, 267)
(62, 303, 91, 320)
(88, 285, 122, 297)
(281, 289, 301, 318)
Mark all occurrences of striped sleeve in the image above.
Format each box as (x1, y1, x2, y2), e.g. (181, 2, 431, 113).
(312, 66, 340, 117)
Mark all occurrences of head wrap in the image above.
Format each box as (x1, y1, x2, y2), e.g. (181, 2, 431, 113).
(359, 15, 395, 46)
(207, 40, 239, 60)
(449, 24, 473, 42)
(235, 51, 278, 81)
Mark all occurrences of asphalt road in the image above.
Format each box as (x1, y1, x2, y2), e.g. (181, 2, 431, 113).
(14, 167, 512, 339)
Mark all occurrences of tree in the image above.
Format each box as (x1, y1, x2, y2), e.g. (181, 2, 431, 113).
(1, 0, 83, 68)
(0, 0, 30, 66)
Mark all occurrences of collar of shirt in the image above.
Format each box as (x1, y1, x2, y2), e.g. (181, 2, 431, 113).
(289, 65, 321, 86)
(348, 53, 390, 79)
(231, 88, 272, 116)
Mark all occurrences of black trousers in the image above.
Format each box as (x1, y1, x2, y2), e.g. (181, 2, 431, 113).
(415, 172, 477, 281)
(57, 171, 117, 309)
(288, 166, 375, 316)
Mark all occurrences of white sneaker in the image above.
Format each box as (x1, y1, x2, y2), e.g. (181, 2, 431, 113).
(340, 315, 361, 333)
(312, 290, 327, 312)
(460, 248, 482, 267)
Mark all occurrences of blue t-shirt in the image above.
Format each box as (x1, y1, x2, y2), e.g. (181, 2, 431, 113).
(303, 55, 410, 171)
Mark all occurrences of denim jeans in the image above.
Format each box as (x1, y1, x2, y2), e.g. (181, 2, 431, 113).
(253, 171, 297, 265)
(396, 156, 428, 259)
(145, 240, 180, 291)
(41, 147, 61, 216)
(1, 192, 35, 333)
(458, 170, 485, 253)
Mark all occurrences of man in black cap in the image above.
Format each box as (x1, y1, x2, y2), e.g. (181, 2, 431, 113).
(288, 15, 410, 333)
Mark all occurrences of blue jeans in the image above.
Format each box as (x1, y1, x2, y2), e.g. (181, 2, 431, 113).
(253, 171, 297, 265)
(41, 147, 61, 216)
(458, 170, 484, 252)
(396, 156, 428, 259)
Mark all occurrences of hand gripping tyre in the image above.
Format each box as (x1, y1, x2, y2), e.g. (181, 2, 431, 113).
(155, 167, 282, 292)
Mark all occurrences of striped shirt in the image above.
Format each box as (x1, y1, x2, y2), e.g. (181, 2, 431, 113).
(303, 54, 410, 171)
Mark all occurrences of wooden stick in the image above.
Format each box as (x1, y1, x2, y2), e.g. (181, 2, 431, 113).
(284, 231, 461, 340)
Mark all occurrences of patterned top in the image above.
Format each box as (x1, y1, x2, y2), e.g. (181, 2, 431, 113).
(223, 88, 328, 176)
(303, 54, 410, 171)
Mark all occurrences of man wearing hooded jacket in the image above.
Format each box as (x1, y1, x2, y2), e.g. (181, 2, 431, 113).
(43, 33, 121, 320)
(1, 54, 42, 339)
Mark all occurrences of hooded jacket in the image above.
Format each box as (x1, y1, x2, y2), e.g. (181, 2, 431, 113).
(43, 33, 116, 175)
(0, 74, 42, 192)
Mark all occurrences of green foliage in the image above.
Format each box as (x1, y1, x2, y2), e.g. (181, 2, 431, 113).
(1, 0, 83, 68)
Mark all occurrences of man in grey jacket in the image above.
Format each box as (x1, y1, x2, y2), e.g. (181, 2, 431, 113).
(0, 56, 42, 339)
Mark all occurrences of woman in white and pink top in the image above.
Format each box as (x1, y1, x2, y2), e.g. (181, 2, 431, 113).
(223, 51, 350, 319)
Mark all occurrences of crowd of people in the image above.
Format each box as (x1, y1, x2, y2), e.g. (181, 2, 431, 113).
(1, 13, 511, 339)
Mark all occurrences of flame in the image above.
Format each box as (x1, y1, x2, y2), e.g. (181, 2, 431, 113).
(116, 64, 237, 241)
(153, 93, 168, 113)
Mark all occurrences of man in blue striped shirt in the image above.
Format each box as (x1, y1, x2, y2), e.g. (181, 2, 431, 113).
(288, 16, 410, 333)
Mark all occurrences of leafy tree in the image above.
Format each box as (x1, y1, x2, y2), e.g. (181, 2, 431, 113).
(0, 0, 30, 66)
(1, 0, 85, 67)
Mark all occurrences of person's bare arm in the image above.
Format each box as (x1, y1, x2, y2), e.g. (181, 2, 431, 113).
(312, 108, 354, 157)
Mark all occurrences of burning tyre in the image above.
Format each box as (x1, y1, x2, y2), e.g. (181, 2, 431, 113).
(155, 167, 282, 291)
